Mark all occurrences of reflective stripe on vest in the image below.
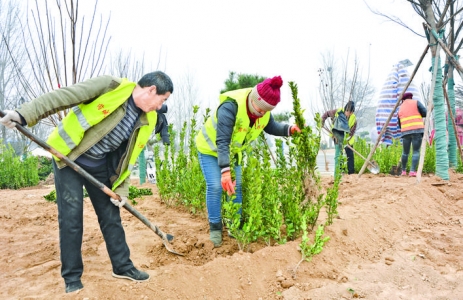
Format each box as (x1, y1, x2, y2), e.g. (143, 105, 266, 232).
(47, 78, 136, 159)
(398, 100, 424, 132)
(112, 111, 157, 190)
(195, 88, 270, 157)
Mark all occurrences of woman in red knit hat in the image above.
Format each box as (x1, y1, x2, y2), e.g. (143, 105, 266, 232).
(195, 76, 300, 247)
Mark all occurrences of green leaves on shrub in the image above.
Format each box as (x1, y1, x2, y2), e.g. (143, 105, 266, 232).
(42, 185, 152, 205)
(154, 82, 338, 253)
(0, 143, 39, 189)
(37, 156, 53, 181)
(43, 190, 56, 202)
(353, 137, 437, 174)
(153, 105, 205, 213)
(128, 185, 153, 205)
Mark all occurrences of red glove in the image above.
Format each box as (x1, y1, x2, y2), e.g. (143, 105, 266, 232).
(221, 171, 236, 195)
(290, 125, 301, 135)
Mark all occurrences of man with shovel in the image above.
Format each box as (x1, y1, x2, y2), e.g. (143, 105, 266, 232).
(0, 71, 173, 293)
(322, 101, 357, 175)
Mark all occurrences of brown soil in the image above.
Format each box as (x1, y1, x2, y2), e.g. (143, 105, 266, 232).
(1, 172, 463, 299)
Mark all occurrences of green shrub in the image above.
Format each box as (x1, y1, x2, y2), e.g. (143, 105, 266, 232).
(43, 185, 152, 205)
(0, 143, 39, 189)
(43, 190, 56, 203)
(128, 185, 153, 205)
(37, 156, 53, 181)
(353, 137, 436, 174)
(155, 82, 335, 251)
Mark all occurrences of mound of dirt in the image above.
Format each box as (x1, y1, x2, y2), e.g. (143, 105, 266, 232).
(38, 172, 54, 186)
(1, 172, 463, 299)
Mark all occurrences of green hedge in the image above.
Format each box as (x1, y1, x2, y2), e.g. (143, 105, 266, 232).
(353, 137, 437, 174)
(0, 143, 39, 189)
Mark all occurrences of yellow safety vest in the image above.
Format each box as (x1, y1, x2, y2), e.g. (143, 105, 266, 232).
(332, 108, 356, 145)
(47, 78, 136, 156)
(112, 111, 157, 190)
(195, 88, 270, 161)
(47, 78, 157, 190)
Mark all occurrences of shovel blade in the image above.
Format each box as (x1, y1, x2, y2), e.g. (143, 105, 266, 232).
(367, 160, 380, 174)
(162, 239, 184, 256)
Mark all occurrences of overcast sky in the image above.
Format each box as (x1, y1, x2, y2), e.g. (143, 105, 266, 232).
(84, 0, 443, 114)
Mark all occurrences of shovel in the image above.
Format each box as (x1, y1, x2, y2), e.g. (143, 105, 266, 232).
(389, 159, 402, 176)
(322, 126, 379, 174)
(0, 110, 183, 256)
(345, 144, 380, 174)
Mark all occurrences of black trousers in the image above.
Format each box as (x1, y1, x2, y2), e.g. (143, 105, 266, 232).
(53, 160, 133, 284)
(344, 145, 355, 174)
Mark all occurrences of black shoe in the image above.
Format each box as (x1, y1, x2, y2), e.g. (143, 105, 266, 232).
(65, 281, 83, 293)
(112, 267, 150, 282)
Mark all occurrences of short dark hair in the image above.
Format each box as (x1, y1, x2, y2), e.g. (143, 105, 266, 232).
(138, 71, 174, 95)
(344, 101, 355, 113)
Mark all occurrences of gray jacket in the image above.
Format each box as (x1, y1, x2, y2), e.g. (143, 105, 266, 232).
(16, 75, 150, 197)
(217, 101, 290, 171)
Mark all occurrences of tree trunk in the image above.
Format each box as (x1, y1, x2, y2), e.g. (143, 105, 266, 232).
(447, 72, 457, 167)
(421, 0, 449, 180)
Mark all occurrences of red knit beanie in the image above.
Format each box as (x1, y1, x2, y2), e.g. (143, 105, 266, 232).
(249, 76, 283, 112)
(402, 92, 413, 100)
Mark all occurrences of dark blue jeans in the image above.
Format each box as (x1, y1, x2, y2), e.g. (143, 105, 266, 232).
(401, 133, 423, 172)
(53, 160, 133, 284)
(197, 152, 242, 225)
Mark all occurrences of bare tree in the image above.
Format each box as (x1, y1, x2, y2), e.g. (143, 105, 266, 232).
(367, 0, 463, 178)
(166, 70, 201, 148)
(456, 84, 463, 107)
(439, 1, 463, 167)
(419, 81, 432, 107)
(108, 45, 166, 83)
(316, 49, 376, 147)
(0, 0, 112, 154)
(108, 49, 147, 81)
(7, 0, 111, 128)
(317, 49, 375, 120)
(0, 0, 28, 151)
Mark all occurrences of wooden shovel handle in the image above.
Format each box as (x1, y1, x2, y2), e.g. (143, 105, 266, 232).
(0, 110, 177, 247)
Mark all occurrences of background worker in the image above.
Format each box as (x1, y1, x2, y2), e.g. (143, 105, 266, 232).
(397, 92, 427, 177)
(155, 104, 170, 146)
(321, 101, 357, 175)
(195, 76, 300, 247)
(144, 103, 171, 184)
(0, 71, 173, 293)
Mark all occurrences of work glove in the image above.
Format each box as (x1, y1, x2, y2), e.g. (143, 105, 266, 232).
(221, 170, 235, 196)
(0, 110, 21, 129)
(110, 196, 127, 208)
(290, 125, 301, 135)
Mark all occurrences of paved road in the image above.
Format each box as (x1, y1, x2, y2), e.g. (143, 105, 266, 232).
(316, 149, 335, 177)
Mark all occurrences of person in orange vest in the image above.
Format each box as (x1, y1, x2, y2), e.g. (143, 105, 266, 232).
(398, 92, 427, 177)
